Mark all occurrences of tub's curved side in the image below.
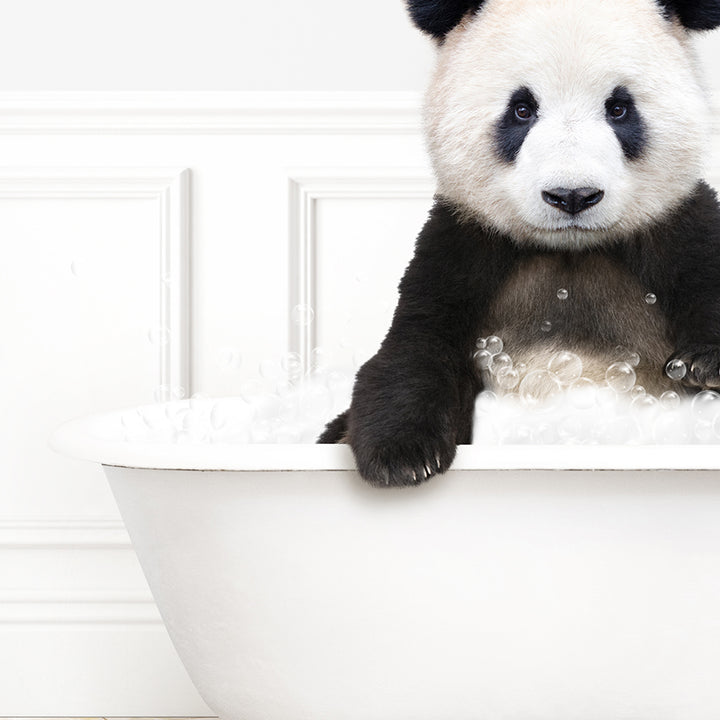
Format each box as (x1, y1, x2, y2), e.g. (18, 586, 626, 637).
(104, 461, 720, 720)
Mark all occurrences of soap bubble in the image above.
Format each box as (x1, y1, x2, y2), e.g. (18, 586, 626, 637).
(645, 293, 657, 305)
(557, 288, 569, 300)
(148, 327, 170, 346)
(613, 346, 640, 367)
(691, 390, 720, 422)
(496, 367, 520, 390)
(631, 393, 659, 412)
(540, 320, 552, 333)
(660, 390, 681, 410)
(605, 361, 636, 393)
(486, 336, 504, 355)
(665, 359, 687, 381)
(502, 392, 522, 408)
(475, 337, 487, 349)
(519, 370, 562, 410)
(309, 347, 330, 374)
(695, 420, 715, 443)
(630, 385, 646, 399)
(489, 352, 513, 375)
(291, 304, 314, 326)
(548, 351, 583, 385)
(281, 351, 303, 382)
(476, 391, 498, 413)
(153, 384, 170, 403)
(473, 349, 493, 370)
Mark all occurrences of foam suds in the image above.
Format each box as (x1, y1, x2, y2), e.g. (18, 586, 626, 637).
(120, 339, 720, 446)
(472, 337, 719, 445)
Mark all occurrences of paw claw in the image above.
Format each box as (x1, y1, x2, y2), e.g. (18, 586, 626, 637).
(671, 345, 720, 391)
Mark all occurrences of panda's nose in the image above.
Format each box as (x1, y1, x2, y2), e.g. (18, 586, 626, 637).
(542, 187, 604, 215)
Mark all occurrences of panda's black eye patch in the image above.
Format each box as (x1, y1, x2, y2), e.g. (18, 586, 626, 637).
(605, 86, 646, 160)
(495, 87, 538, 163)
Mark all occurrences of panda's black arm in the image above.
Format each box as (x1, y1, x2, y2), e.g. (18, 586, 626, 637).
(322, 198, 519, 487)
(619, 181, 720, 389)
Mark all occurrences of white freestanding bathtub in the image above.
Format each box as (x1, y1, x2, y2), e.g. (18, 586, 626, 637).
(51, 401, 720, 720)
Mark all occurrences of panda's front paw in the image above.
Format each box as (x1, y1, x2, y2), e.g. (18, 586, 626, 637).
(669, 344, 720, 390)
(350, 418, 457, 488)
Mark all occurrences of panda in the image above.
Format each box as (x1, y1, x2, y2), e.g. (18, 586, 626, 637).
(319, 0, 720, 486)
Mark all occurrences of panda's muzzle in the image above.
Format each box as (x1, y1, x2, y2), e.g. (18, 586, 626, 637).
(542, 187, 604, 215)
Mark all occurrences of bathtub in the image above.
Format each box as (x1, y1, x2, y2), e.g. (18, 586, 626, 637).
(51, 400, 720, 720)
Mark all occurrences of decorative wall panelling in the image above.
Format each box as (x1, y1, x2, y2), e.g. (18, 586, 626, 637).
(287, 169, 434, 372)
(1, 92, 718, 714)
(0, 92, 422, 134)
(0, 167, 190, 401)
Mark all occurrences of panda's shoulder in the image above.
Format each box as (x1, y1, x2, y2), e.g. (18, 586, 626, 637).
(667, 181, 720, 250)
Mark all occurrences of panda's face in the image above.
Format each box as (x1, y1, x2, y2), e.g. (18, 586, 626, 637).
(424, 0, 710, 249)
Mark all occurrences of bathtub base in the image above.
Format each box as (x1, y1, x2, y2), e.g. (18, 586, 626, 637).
(104, 464, 720, 720)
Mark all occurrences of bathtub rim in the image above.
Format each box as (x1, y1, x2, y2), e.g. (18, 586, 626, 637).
(49, 403, 720, 472)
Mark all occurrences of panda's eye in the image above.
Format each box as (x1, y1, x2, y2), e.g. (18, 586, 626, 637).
(609, 103, 627, 120)
(514, 104, 533, 121)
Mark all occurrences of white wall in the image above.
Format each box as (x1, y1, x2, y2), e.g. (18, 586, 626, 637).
(0, 0, 433, 91)
(1, 0, 719, 95)
(2, 0, 720, 714)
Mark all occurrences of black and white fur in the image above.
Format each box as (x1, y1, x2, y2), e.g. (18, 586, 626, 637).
(319, 0, 720, 487)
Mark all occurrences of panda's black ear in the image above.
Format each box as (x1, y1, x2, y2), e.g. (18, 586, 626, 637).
(656, 0, 720, 29)
(406, 0, 484, 39)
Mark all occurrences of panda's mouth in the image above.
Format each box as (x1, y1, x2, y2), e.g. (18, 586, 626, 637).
(529, 220, 620, 243)
(547, 219, 616, 233)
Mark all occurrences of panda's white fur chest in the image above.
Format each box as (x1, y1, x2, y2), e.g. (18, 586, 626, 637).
(480, 253, 675, 395)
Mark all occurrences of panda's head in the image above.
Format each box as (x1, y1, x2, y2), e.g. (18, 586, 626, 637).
(410, 0, 720, 249)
